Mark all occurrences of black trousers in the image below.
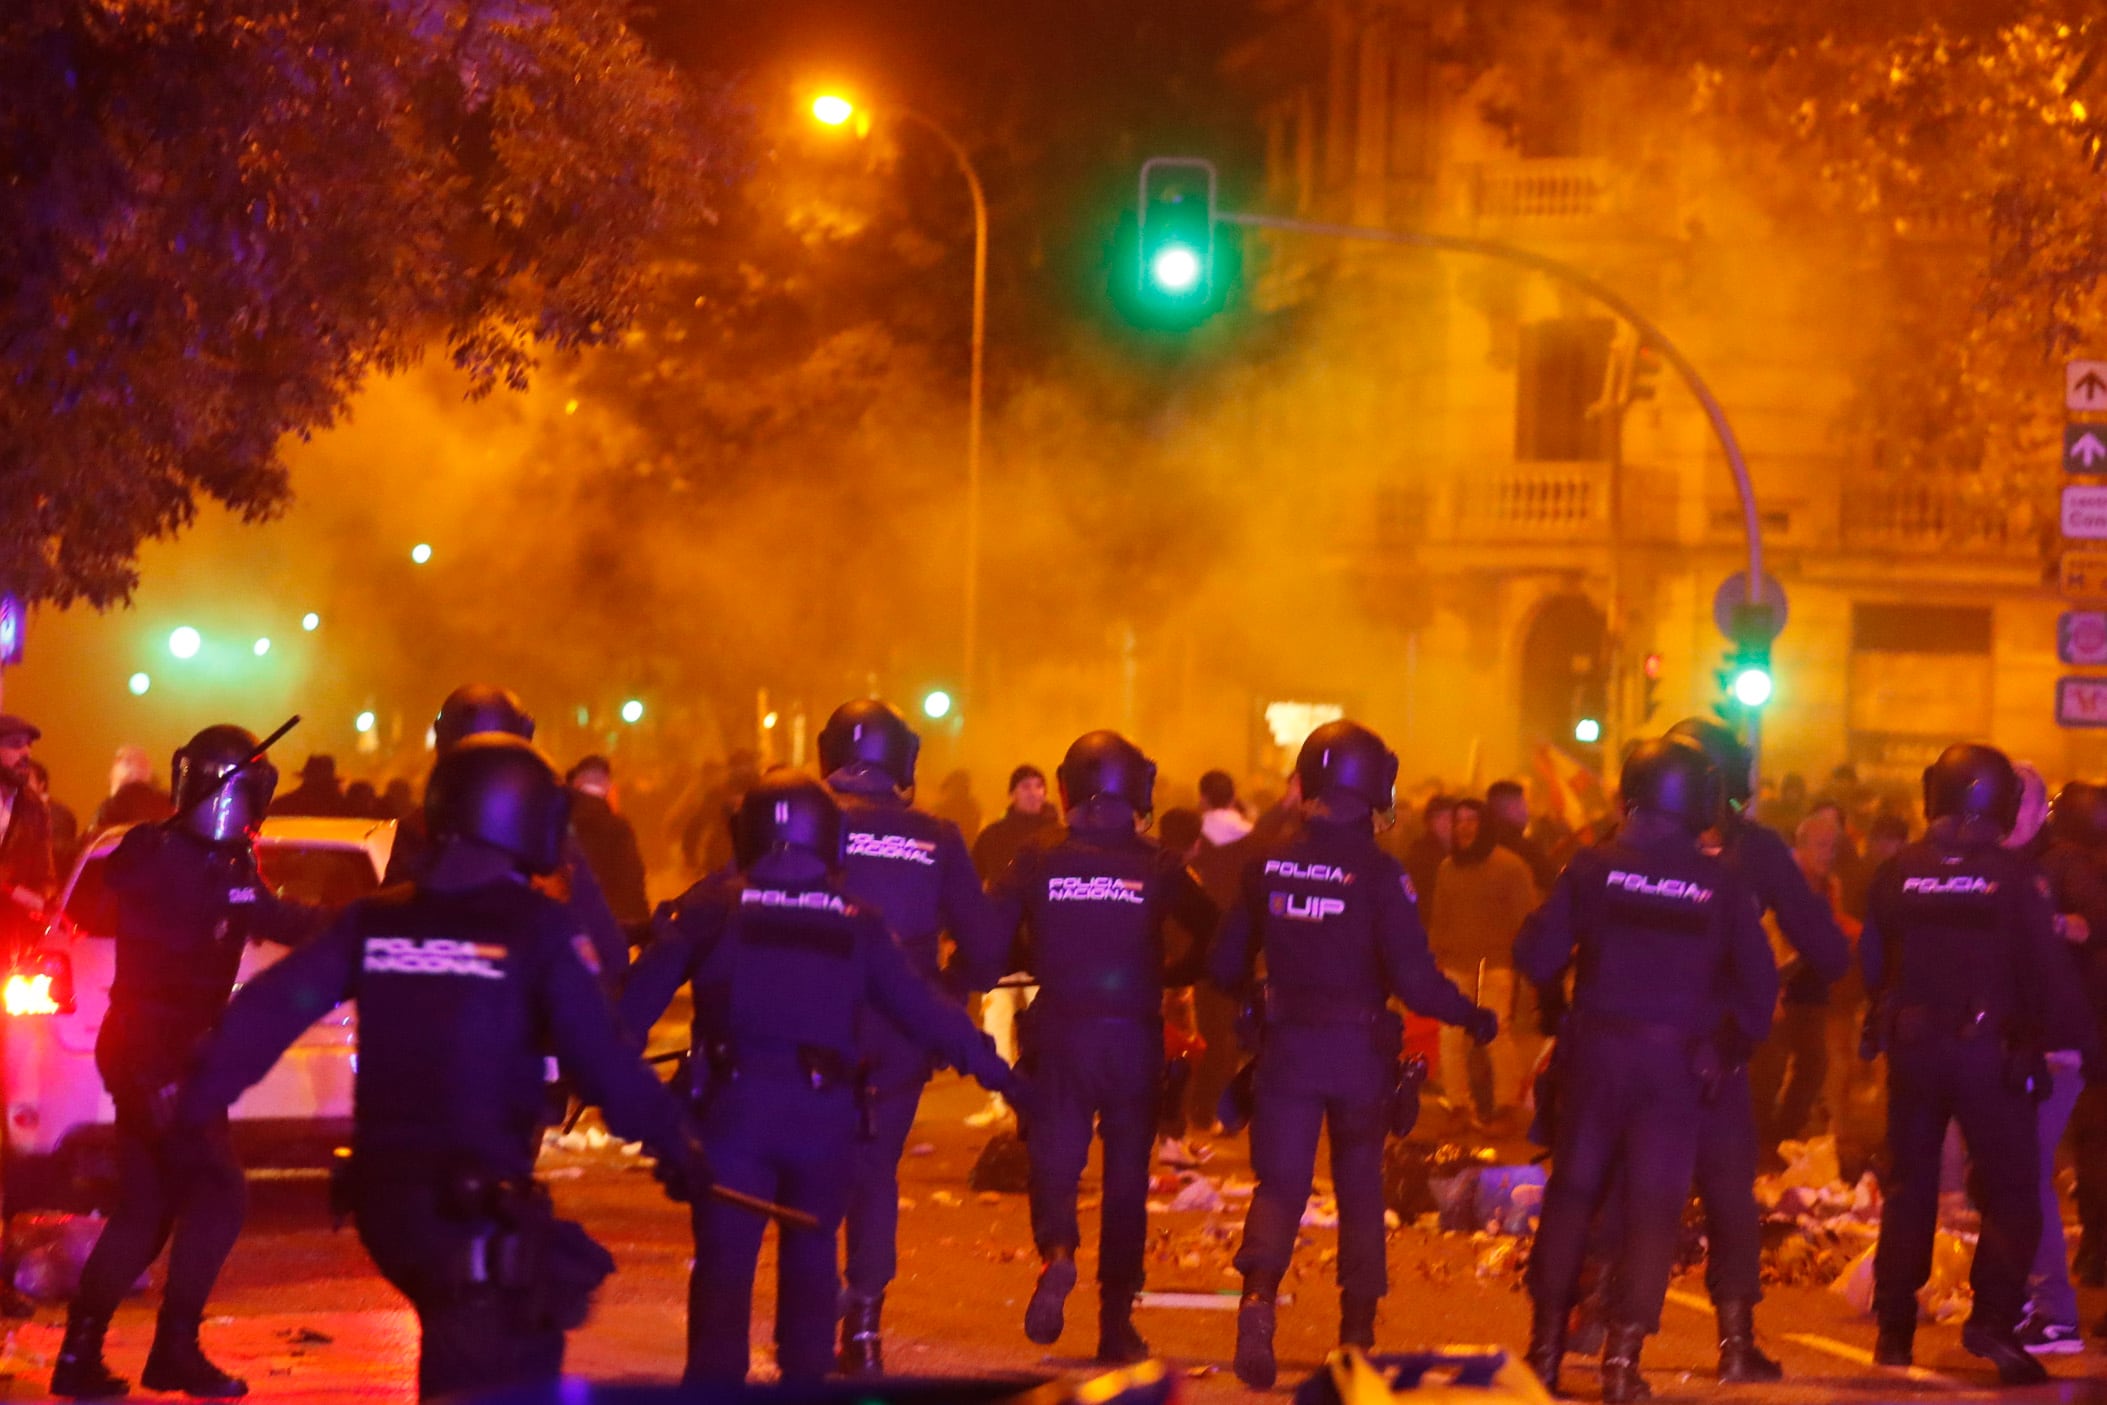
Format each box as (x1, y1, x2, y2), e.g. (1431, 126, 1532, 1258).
(1748, 1001, 1829, 1150)
(841, 1048, 927, 1301)
(1873, 1034, 2039, 1334)
(355, 1183, 567, 1401)
(1529, 1026, 1704, 1335)
(688, 1078, 857, 1382)
(1027, 1016, 1161, 1288)
(74, 1105, 245, 1323)
(1233, 1023, 1395, 1300)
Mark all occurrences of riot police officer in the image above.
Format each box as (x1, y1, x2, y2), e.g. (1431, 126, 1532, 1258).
(987, 730, 1218, 1364)
(384, 684, 630, 991)
(55, 726, 324, 1400)
(1210, 720, 1497, 1388)
(820, 699, 1005, 1373)
(1861, 744, 2097, 1384)
(1664, 716, 1851, 1380)
(1518, 737, 1776, 1403)
(622, 770, 1017, 1384)
(171, 735, 711, 1399)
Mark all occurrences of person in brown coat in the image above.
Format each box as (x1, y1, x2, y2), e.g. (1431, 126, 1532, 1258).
(1430, 800, 1540, 1122)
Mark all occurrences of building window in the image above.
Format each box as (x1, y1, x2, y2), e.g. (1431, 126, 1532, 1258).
(1515, 317, 1613, 462)
(1846, 602, 1994, 780)
(1517, 62, 1584, 159)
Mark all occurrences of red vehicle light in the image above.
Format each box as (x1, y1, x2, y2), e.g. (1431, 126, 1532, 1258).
(4, 951, 74, 1016)
(5, 972, 59, 1016)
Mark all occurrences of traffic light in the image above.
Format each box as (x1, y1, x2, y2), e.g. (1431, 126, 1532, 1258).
(1130, 158, 1223, 328)
(1570, 653, 1608, 755)
(1717, 605, 1775, 713)
(1640, 651, 1664, 724)
(1628, 343, 1661, 402)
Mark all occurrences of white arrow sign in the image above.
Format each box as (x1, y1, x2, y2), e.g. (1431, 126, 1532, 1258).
(2072, 361, 2107, 410)
(2066, 485, 2107, 539)
(2075, 428, 2107, 471)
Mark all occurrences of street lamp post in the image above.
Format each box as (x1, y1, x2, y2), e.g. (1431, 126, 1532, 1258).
(813, 96, 988, 710)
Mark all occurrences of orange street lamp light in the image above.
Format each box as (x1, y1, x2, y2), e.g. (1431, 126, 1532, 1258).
(809, 91, 988, 712)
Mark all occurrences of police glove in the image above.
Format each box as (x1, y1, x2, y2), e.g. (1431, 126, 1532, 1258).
(652, 1125, 714, 1205)
(1464, 1005, 1499, 1047)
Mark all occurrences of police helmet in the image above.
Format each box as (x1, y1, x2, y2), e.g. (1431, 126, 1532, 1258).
(1620, 735, 1722, 836)
(1922, 743, 2021, 834)
(171, 725, 276, 846)
(1294, 720, 1399, 820)
(433, 684, 535, 754)
(425, 734, 571, 876)
(732, 769, 843, 871)
(816, 699, 920, 790)
(1666, 717, 1752, 807)
(1056, 731, 1156, 819)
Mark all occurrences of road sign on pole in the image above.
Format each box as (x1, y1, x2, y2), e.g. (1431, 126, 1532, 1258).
(2061, 612, 2107, 665)
(2070, 424, 2107, 474)
(2065, 486, 2107, 539)
(2063, 551, 2107, 600)
(2059, 676, 2107, 727)
(1712, 571, 1787, 641)
(2071, 361, 2107, 412)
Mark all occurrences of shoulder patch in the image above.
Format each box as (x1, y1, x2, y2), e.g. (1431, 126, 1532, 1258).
(570, 933, 603, 976)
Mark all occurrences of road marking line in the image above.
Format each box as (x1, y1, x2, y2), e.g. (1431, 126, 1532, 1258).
(1782, 1332, 1959, 1388)
(1662, 1288, 1959, 1388)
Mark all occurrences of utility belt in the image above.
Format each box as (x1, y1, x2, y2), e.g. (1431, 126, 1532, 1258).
(1874, 1001, 2048, 1100)
(691, 1039, 854, 1092)
(330, 1152, 613, 1328)
(1264, 984, 1387, 1028)
(1568, 1010, 1730, 1103)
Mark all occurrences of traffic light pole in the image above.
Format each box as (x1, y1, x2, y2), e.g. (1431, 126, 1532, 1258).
(1213, 207, 1769, 786)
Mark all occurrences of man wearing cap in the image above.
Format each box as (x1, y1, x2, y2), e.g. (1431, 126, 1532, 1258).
(970, 764, 1061, 1128)
(0, 715, 54, 946)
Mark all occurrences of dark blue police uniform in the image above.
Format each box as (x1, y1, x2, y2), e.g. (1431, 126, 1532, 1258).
(1862, 820, 2094, 1367)
(1210, 819, 1482, 1338)
(177, 874, 694, 1398)
(1517, 814, 1775, 1398)
(75, 824, 323, 1358)
(989, 815, 1217, 1354)
(623, 858, 1013, 1383)
(1695, 820, 1849, 1315)
(830, 773, 1005, 1316)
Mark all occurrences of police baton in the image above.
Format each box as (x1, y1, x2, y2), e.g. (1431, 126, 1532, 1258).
(634, 1050, 819, 1229)
(711, 1184, 819, 1230)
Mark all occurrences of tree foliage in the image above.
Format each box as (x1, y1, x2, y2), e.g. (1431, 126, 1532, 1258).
(0, 0, 727, 607)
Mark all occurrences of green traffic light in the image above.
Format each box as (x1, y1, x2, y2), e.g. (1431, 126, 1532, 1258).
(1149, 243, 1203, 296)
(1573, 717, 1602, 745)
(1732, 667, 1774, 708)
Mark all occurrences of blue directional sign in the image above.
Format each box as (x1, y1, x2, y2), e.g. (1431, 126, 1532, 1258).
(2068, 423, 2107, 474)
(0, 594, 24, 666)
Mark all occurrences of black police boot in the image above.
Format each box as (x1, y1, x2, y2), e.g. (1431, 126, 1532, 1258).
(1961, 1320, 2050, 1386)
(1715, 1299, 1783, 1383)
(1340, 1291, 1378, 1351)
(1873, 1317, 1914, 1367)
(1523, 1300, 1568, 1398)
(1599, 1323, 1651, 1404)
(838, 1293, 884, 1376)
(50, 1309, 129, 1399)
(1233, 1283, 1279, 1390)
(1024, 1249, 1077, 1347)
(141, 1313, 247, 1399)
(1095, 1284, 1149, 1364)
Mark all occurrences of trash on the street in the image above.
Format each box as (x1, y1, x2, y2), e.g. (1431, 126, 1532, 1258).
(1473, 1165, 1547, 1236)
(1831, 1230, 1977, 1321)
(1167, 1176, 1224, 1213)
(8, 1212, 108, 1303)
(968, 1130, 1031, 1194)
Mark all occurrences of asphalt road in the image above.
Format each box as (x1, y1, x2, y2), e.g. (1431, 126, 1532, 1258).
(6, 1078, 2107, 1404)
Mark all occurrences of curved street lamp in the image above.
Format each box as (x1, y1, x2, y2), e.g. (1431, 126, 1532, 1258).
(812, 93, 989, 711)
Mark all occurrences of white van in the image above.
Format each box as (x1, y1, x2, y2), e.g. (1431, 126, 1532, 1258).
(1, 818, 395, 1208)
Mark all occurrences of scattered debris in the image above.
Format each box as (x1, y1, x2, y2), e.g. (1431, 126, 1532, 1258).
(8, 1213, 109, 1303)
